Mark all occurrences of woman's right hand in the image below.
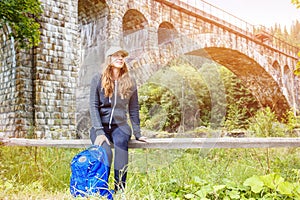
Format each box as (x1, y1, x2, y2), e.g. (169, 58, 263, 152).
(94, 134, 111, 146)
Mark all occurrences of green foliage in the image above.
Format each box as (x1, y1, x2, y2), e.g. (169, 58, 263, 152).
(139, 82, 181, 132)
(198, 63, 227, 129)
(294, 52, 300, 75)
(220, 66, 260, 130)
(223, 104, 248, 131)
(138, 59, 259, 132)
(1, 147, 300, 199)
(139, 61, 211, 132)
(125, 148, 300, 199)
(0, 146, 79, 197)
(0, 0, 43, 48)
(283, 109, 300, 136)
(179, 173, 300, 199)
(242, 173, 300, 199)
(248, 107, 286, 137)
(292, 0, 300, 8)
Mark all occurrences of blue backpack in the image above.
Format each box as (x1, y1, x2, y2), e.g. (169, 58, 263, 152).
(70, 145, 113, 199)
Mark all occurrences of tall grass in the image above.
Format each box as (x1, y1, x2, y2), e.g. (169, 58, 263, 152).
(125, 148, 300, 199)
(0, 146, 78, 199)
(1, 146, 299, 199)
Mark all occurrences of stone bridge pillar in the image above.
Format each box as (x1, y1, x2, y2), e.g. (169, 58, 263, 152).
(106, 0, 128, 47)
(0, 25, 34, 137)
(0, 0, 80, 137)
(32, 0, 79, 138)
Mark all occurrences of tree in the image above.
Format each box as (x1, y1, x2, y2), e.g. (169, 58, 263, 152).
(0, 0, 43, 48)
(292, 0, 300, 75)
(292, 0, 300, 8)
(295, 52, 300, 76)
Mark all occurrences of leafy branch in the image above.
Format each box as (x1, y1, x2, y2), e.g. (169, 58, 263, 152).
(0, 0, 43, 49)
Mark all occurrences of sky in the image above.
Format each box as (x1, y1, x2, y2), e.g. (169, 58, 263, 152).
(205, 0, 300, 29)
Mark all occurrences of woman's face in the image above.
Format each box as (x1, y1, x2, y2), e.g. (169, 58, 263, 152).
(110, 52, 126, 68)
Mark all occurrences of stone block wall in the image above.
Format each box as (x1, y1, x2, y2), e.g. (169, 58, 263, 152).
(32, 0, 79, 138)
(0, 26, 19, 136)
(14, 50, 35, 137)
(0, 25, 34, 137)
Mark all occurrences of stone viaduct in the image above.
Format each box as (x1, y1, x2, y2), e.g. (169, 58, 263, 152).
(0, 0, 299, 137)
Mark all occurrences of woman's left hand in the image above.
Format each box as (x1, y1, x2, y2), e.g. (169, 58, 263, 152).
(137, 136, 148, 143)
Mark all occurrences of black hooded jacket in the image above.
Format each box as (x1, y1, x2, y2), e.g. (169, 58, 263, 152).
(89, 73, 142, 139)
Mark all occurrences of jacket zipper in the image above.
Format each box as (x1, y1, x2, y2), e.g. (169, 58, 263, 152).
(109, 80, 117, 129)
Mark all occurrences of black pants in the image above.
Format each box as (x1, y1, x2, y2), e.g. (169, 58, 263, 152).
(90, 124, 131, 191)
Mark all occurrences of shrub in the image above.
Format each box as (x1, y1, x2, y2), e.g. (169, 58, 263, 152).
(248, 107, 286, 137)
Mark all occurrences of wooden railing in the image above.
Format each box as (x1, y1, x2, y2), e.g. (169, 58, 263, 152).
(1, 137, 300, 149)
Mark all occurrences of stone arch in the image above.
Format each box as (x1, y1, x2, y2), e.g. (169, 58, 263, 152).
(187, 47, 289, 118)
(272, 61, 280, 71)
(158, 21, 178, 45)
(77, 0, 109, 137)
(272, 60, 281, 86)
(122, 9, 149, 55)
(123, 9, 148, 34)
(77, 0, 109, 83)
(283, 65, 293, 102)
(283, 65, 290, 86)
(78, 0, 108, 48)
(133, 32, 290, 117)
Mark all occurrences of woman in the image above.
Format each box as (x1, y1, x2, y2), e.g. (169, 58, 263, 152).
(89, 45, 147, 192)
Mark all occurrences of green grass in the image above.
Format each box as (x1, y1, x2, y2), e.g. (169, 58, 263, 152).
(0, 146, 300, 199)
(125, 148, 300, 199)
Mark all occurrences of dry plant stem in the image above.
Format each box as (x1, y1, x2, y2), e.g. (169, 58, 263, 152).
(266, 148, 270, 174)
(249, 149, 266, 174)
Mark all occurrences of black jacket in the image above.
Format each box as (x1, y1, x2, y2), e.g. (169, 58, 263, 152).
(89, 73, 142, 139)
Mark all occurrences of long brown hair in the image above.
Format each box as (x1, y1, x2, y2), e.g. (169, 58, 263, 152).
(101, 58, 133, 99)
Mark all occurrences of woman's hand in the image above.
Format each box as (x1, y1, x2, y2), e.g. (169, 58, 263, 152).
(94, 135, 111, 146)
(137, 136, 148, 143)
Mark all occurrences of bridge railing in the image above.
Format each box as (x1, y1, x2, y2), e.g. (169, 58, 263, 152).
(160, 0, 300, 58)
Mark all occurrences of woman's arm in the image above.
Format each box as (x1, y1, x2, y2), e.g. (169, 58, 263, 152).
(89, 74, 105, 136)
(128, 84, 142, 140)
